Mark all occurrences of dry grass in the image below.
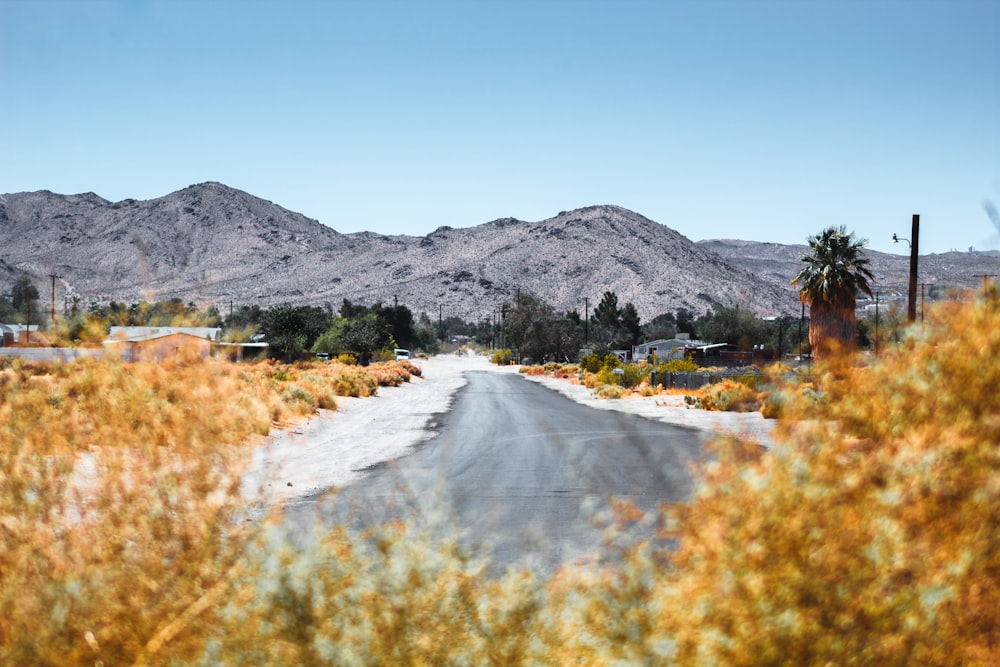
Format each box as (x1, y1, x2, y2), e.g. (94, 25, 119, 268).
(3, 297, 1000, 664)
(0, 354, 422, 665)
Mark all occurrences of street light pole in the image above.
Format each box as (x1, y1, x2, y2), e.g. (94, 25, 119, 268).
(49, 274, 61, 330)
(908, 215, 920, 323)
(892, 214, 920, 324)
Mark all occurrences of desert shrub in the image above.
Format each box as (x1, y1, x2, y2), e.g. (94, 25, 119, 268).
(397, 359, 422, 377)
(0, 356, 260, 664)
(759, 390, 782, 419)
(5, 297, 1000, 664)
(594, 366, 620, 387)
(693, 379, 762, 412)
(490, 349, 512, 365)
(637, 383, 660, 397)
(592, 383, 625, 399)
(336, 352, 357, 365)
(281, 384, 317, 413)
(648, 297, 1000, 665)
(658, 356, 700, 373)
(365, 361, 421, 387)
(601, 353, 621, 369)
(521, 363, 578, 379)
(620, 363, 647, 388)
(579, 352, 602, 373)
(331, 368, 379, 397)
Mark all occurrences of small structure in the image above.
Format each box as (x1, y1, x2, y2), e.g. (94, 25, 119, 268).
(104, 326, 221, 362)
(0, 323, 40, 346)
(0, 324, 15, 347)
(633, 334, 708, 362)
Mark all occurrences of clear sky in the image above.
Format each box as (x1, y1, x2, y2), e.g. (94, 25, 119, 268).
(2, 0, 998, 255)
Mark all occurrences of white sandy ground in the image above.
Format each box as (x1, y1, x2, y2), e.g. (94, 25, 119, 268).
(243, 353, 777, 506)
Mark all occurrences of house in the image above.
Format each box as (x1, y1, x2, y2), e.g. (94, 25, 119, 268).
(0, 323, 40, 346)
(104, 326, 221, 362)
(107, 326, 222, 342)
(632, 334, 706, 362)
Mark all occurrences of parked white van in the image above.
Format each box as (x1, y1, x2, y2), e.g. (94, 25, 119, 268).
(394, 348, 410, 361)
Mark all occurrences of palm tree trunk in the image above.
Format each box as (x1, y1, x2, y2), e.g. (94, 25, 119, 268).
(809, 298, 856, 360)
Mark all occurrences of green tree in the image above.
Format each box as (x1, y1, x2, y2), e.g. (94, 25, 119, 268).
(620, 302, 641, 346)
(642, 312, 677, 341)
(413, 312, 441, 353)
(10, 274, 40, 325)
(376, 304, 416, 350)
(696, 305, 766, 349)
(311, 317, 349, 356)
(675, 308, 697, 336)
(341, 313, 392, 365)
(589, 291, 641, 352)
(792, 226, 874, 360)
(261, 304, 330, 361)
(223, 304, 264, 334)
(501, 292, 583, 362)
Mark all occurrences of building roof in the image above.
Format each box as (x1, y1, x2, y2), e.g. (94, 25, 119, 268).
(105, 326, 222, 345)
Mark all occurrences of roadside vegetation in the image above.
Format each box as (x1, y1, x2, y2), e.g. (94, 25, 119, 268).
(4, 294, 997, 664)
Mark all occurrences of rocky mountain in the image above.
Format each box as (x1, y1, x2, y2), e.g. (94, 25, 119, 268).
(699, 239, 999, 301)
(2, 182, 993, 324)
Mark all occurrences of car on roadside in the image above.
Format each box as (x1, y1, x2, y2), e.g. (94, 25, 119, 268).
(315, 352, 331, 361)
(394, 348, 410, 361)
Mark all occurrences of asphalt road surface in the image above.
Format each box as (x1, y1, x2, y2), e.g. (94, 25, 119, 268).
(285, 371, 704, 573)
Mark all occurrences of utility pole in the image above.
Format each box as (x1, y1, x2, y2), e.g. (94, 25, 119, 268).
(908, 215, 920, 323)
(974, 274, 998, 298)
(892, 215, 920, 323)
(777, 316, 784, 360)
(874, 291, 880, 359)
(917, 283, 929, 323)
(583, 296, 589, 345)
(48, 274, 60, 330)
(799, 301, 804, 353)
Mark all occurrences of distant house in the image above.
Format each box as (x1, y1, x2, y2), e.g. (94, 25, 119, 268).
(0, 324, 15, 347)
(0, 323, 40, 347)
(104, 326, 221, 362)
(108, 326, 222, 342)
(632, 334, 737, 364)
(632, 334, 705, 362)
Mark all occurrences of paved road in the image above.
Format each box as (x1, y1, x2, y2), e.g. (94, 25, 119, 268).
(285, 371, 704, 573)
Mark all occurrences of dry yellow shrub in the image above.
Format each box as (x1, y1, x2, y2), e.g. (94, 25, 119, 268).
(3, 298, 998, 664)
(649, 297, 1000, 665)
(0, 354, 424, 665)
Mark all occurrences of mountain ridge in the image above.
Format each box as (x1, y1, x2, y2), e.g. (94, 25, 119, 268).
(1, 183, 992, 322)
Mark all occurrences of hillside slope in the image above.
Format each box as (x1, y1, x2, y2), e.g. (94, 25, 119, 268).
(18, 183, 992, 322)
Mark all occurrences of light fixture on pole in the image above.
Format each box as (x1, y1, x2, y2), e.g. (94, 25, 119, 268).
(893, 214, 920, 323)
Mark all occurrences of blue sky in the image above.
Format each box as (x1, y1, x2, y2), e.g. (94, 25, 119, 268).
(2, 0, 997, 255)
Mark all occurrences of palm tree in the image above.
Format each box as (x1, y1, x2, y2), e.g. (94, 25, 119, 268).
(792, 226, 874, 360)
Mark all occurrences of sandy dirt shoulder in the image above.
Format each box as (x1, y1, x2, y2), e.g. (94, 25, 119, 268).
(244, 355, 775, 505)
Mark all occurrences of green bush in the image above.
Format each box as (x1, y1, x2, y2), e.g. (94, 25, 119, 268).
(490, 349, 513, 365)
(620, 364, 647, 388)
(658, 356, 700, 373)
(579, 352, 602, 373)
(694, 380, 761, 412)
